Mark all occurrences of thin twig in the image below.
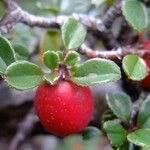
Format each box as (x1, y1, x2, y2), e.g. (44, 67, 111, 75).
(0, 1, 104, 33)
(8, 108, 38, 150)
(79, 44, 150, 60)
(0, 0, 21, 34)
(0, 0, 120, 48)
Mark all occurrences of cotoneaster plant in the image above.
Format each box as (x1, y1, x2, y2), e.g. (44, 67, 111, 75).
(0, 18, 122, 136)
(1, 0, 150, 149)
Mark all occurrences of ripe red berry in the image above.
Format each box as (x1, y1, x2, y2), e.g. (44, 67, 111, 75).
(143, 40, 150, 50)
(34, 80, 94, 136)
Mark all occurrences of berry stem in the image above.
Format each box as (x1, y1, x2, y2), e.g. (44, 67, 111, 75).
(58, 64, 70, 81)
(57, 48, 71, 80)
(63, 48, 68, 58)
(138, 33, 144, 44)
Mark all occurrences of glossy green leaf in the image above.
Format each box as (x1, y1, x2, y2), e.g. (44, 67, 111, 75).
(82, 126, 102, 140)
(103, 121, 126, 146)
(122, 0, 148, 32)
(43, 51, 60, 70)
(122, 55, 148, 81)
(0, 37, 16, 73)
(44, 72, 60, 84)
(5, 61, 43, 90)
(106, 92, 132, 123)
(127, 129, 150, 147)
(137, 96, 150, 128)
(61, 18, 86, 49)
(65, 51, 80, 66)
(72, 58, 121, 86)
(12, 43, 29, 58)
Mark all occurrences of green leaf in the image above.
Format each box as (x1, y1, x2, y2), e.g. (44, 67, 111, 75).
(72, 58, 121, 86)
(122, 55, 148, 81)
(0, 1, 5, 19)
(44, 72, 60, 84)
(141, 117, 150, 128)
(57, 51, 63, 61)
(103, 121, 126, 146)
(56, 0, 90, 14)
(5, 61, 43, 90)
(0, 57, 7, 75)
(12, 43, 29, 58)
(37, 2, 60, 15)
(122, 0, 148, 32)
(0, 37, 16, 74)
(65, 51, 80, 66)
(82, 126, 102, 140)
(39, 29, 62, 52)
(11, 24, 38, 51)
(117, 141, 130, 150)
(127, 129, 150, 147)
(137, 96, 150, 128)
(43, 51, 60, 70)
(61, 18, 86, 49)
(102, 110, 117, 123)
(106, 92, 132, 123)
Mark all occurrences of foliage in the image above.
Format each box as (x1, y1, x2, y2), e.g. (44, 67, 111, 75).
(0, 18, 122, 89)
(122, 0, 148, 32)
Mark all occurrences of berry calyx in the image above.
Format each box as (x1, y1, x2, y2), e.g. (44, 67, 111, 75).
(34, 80, 94, 136)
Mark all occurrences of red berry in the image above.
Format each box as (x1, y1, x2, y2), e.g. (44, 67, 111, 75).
(141, 57, 150, 89)
(143, 40, 150, 49)
(34, 80, 94, 136)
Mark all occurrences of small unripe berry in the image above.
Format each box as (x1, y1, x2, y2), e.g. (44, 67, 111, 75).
(34, 80, 94, 136)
